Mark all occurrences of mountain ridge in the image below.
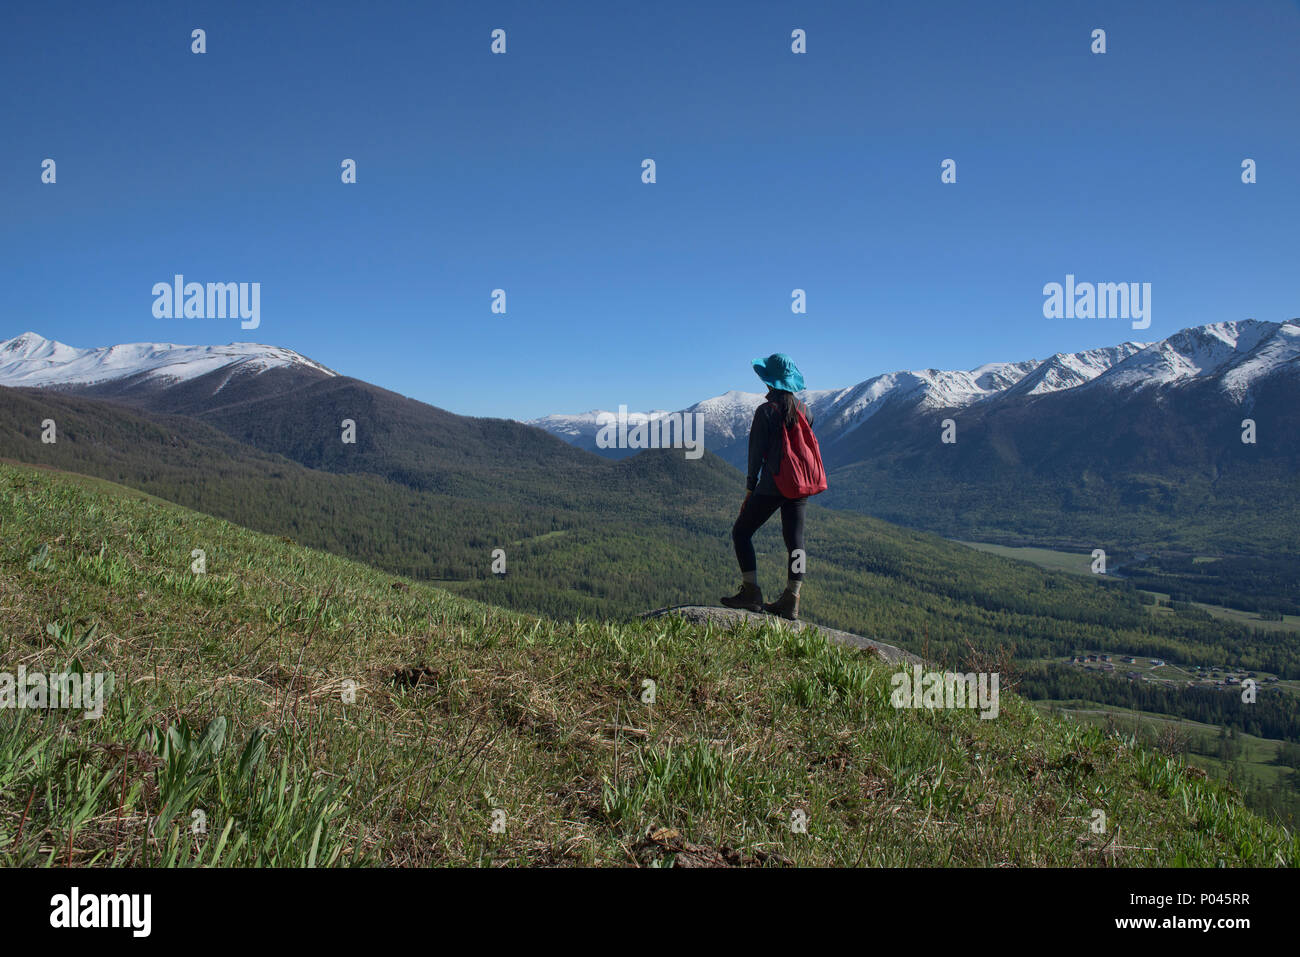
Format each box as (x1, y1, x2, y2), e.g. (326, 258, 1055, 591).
(6, 320, 1298, 557)
(7, 320, 1296, 451)
(526, 319, 1299, 460)
(0, 330, 336, 388)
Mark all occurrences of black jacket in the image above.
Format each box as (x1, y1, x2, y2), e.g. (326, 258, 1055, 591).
(746, 393, 812, 497)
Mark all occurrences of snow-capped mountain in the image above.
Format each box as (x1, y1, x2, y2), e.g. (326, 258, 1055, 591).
(1085, 321, 1296, 396)
(1001, 344, 1147, 398)
(969, 360, 1041, 392)
(807, 365, 1036, 441)
(527, 319, 1300, 463)
(1218, 320, 1300, 399)
(0, 332, 336, 389)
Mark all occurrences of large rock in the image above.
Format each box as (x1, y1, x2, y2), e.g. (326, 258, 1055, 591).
(641, 605, 921, 665)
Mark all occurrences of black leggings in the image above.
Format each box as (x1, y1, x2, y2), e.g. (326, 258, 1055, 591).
(732, 494, 807, 581)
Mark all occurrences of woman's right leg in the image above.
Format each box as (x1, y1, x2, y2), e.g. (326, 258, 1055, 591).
(722, 494, 783, 611)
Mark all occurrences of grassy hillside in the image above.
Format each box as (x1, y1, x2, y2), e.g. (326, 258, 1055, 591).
(0, 461, 1295, 866)
(5, 387, 1297, 689)
(1037, 702, 1300, 829)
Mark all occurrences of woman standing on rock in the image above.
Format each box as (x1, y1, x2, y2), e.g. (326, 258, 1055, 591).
(721, 353, 827, 621)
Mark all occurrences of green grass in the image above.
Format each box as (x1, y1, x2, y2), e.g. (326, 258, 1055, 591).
(0, 461, 1295, 867)
(1037, 701, 1299, 826)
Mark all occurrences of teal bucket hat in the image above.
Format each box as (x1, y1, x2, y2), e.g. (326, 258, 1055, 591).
(752, 353, 805, 393)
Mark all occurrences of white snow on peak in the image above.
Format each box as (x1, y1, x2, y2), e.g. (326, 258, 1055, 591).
(1217, 319, 1300, 398)
(1005, 342, 1149, 397)
(1091, 320, 1282, 393)
(970, 359, 1039, 392)
(814, 361, 1050, 440)
(681, 391, 766, 445)
(0, 332, 337, 389)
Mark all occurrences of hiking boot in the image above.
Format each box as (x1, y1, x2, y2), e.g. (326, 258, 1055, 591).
(720, 582, 763, 612)
(763, 588, 800, 621)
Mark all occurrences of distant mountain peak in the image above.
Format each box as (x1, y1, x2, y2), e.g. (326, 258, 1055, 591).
(1087, 318, 1292, 395)
(5, 331, 44, 347)
(0, 332, 338, 390)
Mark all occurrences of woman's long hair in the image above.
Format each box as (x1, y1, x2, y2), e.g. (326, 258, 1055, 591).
(768, 389, 799, 428)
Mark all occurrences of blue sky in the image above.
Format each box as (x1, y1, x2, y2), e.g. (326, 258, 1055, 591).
(3, 0, 1298, 419)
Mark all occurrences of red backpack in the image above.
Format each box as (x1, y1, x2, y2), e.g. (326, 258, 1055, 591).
(773, 404, 828, 498)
